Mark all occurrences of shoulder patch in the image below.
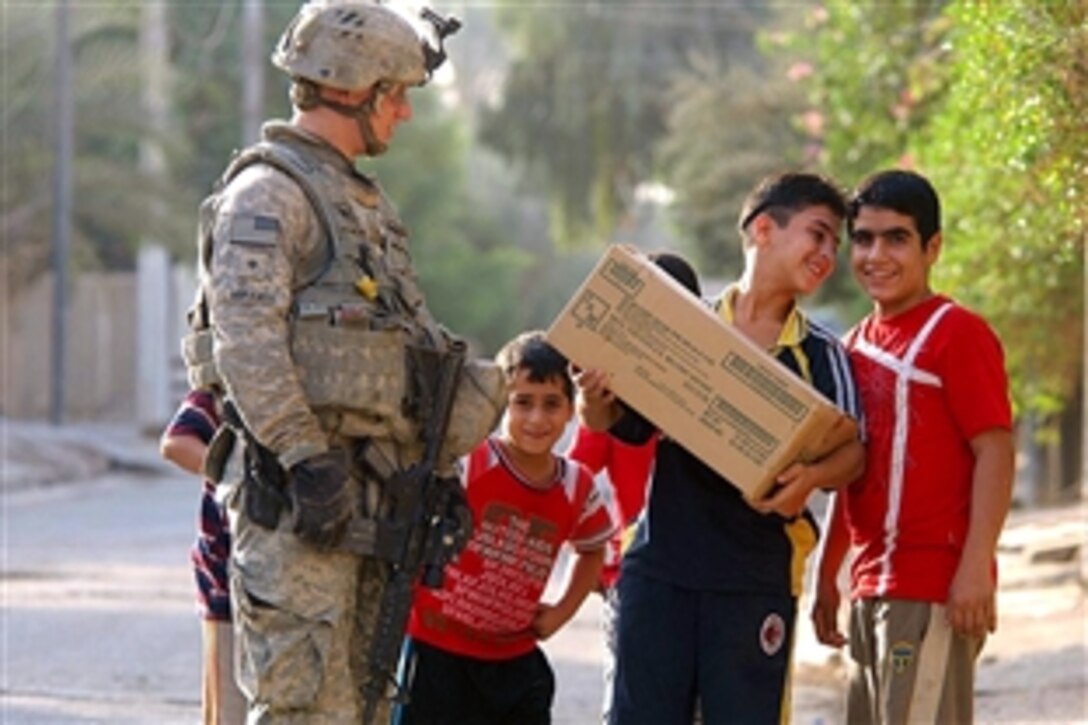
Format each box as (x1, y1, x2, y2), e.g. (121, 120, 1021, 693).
(229, 213, 281, 247)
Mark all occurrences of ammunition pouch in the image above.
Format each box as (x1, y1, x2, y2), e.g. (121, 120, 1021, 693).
(290, 317, 418, 443)
(290, 317, 505, 464)
(221, 401, 291, 531)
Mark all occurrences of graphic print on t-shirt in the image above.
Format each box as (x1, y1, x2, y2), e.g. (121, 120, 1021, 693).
(432, 501, 560, 637)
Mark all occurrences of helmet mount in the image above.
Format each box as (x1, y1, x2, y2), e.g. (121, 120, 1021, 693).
(420, 7, 461, 77)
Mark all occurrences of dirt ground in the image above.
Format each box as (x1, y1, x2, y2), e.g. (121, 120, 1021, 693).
(787, 581, 1086, 724)
(545, 500, 1087, 724)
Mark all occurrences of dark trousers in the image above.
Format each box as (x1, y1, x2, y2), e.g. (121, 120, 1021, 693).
(397, 637, 555, 725)
(609, 572, 796, 725)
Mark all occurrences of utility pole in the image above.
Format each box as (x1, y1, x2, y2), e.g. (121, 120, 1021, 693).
(136, 1, 172, 430)
(242, 0, 265, 144)
(50, 0, 73, 425)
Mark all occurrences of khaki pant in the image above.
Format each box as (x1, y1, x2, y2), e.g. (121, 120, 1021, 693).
(847, 598, 983, 725)
(223, 451, 392, 725)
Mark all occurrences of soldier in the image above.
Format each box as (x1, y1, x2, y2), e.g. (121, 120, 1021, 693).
(182, 3, 503, 723)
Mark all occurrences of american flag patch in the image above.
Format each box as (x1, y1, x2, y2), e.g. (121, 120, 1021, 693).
(229, 213, 281, 246)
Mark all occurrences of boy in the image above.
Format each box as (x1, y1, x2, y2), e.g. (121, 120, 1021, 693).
(567, 251, 699, 724)
(159, 391, 246, 725)
(810, 169, 1014, 724)
(398, 331, 617, 724)
(577, 173, 865, 724)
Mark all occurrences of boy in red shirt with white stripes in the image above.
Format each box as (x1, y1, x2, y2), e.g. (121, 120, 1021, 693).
(811, 170, 1015, 724)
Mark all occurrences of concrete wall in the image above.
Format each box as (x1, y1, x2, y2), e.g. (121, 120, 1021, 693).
(2, 251, 193, 426)
(3, 271, 137, 420)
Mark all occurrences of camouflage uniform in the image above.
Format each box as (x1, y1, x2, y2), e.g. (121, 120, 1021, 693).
(193, 5, 497, 723)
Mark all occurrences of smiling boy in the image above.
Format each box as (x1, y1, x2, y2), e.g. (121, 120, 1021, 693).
(811, 169, 1015, 724)
(398, 331, 616, 725)
(578, 172, 865, 724)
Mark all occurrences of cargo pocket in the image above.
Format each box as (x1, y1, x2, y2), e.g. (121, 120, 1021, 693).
(232, 575, 334, 711)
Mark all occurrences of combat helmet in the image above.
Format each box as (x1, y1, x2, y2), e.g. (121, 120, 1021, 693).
(272, 2, 458, 92)
(272, 2, 459, 155)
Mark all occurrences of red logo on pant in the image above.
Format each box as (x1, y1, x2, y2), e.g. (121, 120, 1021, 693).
(760, 613, 786, 656)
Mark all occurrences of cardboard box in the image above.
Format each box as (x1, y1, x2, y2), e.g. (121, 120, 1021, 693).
(546, 245, 858, 502)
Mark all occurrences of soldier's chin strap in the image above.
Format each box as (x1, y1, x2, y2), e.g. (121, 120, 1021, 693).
(318, 90, 390, 157)
(318, 8, 461, 158)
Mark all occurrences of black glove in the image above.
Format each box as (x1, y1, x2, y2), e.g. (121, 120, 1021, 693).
(287, 451, 353, 548)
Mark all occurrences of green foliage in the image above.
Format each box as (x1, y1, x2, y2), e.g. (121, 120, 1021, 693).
(798, 1, 950, 183)
(658, 56, 807, 278)
(170, 3, 297, 191)
(917, 1, 1086, 416)
(796, 0, 1085, 420)
(482, 2, 767, 248)
(366, 92, 534, 354)
(2, 4, 194, 280)
(2, 8, 54, 281)
(3, 4, 535, 352)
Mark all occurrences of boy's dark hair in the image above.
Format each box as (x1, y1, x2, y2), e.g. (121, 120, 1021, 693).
(495, 330, 573, 402)
(738, 172, 847, 236)
(848, 169, 941, 246)
(648, 250, 701, 297)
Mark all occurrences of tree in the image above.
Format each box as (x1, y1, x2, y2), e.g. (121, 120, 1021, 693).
(3, 4, 195, 286)
(918, 1, 1086, 421)
(170, 3, 297, 193)
(2, 3, 532, 353)
(793, 1, 1087, 494)
(367, 91, 534, 354)
(481, 2, 768, 247)
(795, 2, 951, 181)
(658, 43, 811, 280)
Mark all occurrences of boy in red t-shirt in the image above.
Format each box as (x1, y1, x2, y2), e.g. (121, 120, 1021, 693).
(811, 170, 1015, 724)
(398, 331, 616, 725)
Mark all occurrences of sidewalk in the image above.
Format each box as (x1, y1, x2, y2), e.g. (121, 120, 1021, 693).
(1, 417, 170, 492)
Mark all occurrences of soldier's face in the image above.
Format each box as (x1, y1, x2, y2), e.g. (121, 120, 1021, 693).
(369, 84, 413, 146)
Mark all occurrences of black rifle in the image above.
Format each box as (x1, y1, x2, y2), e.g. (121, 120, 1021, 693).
(357, 339, 472, 725)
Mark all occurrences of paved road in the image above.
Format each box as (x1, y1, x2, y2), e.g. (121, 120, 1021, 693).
(2, 422, 1084, 723)
(1, 468, 842, 724)
(4, 472, 201, 723)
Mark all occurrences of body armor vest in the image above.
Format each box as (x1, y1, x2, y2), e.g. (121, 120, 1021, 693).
(184, 134, 503, 455)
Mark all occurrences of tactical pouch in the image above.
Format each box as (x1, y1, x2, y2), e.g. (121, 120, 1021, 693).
(203, 425, 236, 484)
(289, 319, 417, 443)
(242, 439, 290, 530)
